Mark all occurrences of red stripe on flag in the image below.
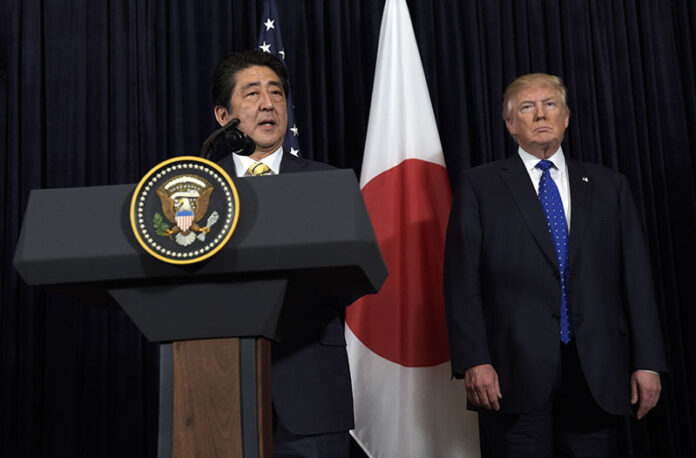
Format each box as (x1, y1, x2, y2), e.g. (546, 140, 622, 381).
(347, 158, 452, 367)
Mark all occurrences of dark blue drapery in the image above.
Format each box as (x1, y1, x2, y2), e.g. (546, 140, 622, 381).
(2, 1, 695, 456)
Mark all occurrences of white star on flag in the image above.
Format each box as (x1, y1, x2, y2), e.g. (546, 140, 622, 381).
(289, 147, 299, 156)
(290, 124, 299, 136)
(278, 49, 286, 60)
(264, 18, 275, 31)
(259, 41, 271, 53)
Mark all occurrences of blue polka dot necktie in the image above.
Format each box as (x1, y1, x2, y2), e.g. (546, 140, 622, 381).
(536, 160, 573, 343)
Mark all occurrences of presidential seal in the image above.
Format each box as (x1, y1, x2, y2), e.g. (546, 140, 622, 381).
(130, 156, 239, 264)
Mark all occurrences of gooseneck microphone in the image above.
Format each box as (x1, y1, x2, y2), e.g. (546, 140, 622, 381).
(200, 118, 256, 161)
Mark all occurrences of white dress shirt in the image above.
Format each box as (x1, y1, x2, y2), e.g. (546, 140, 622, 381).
(232, 146, 283, 178)
(518, 146, 571, 231)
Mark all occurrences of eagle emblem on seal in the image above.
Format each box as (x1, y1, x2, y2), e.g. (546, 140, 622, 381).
(155, 175, 220, 246)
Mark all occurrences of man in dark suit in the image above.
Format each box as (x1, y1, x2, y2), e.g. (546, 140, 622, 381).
(444, 73, 667, 457)
(210, 49, 353, 458)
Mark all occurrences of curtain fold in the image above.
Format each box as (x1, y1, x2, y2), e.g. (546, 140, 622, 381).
(2, 0, 695, 456)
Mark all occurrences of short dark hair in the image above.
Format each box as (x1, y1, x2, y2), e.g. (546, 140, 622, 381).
(211, 49, 289, 110)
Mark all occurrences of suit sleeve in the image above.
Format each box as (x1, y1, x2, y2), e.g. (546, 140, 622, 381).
(443, 173, 491, 375)
(618, 176, 668, 373)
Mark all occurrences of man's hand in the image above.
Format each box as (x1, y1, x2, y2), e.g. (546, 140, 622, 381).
(464, 364, 502, 411)
(631, 370, 661, 420)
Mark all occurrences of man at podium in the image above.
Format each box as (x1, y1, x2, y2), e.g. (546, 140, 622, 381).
(209, 49, 354, 458)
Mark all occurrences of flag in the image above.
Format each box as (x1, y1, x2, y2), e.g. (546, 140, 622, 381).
(257, 0, 301, 156)
(345, 0, 480, 456)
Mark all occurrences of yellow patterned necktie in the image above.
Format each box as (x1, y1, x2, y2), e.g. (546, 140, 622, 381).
(248, 162, 273, 176)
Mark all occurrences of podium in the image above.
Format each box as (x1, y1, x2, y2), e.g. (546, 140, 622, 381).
(13, 169, 387, 458)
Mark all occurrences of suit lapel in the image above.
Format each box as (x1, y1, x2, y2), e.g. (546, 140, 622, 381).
(500, 155, 558, 269)
(566, 159, 592, 270)
(216, 153, 235, 176)
(279, 151, 309, 174)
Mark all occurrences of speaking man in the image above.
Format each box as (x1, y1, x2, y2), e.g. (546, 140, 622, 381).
(210, 49, 353, 458)
(444, 73, 667, 457)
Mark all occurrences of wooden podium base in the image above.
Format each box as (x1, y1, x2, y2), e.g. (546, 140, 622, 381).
(159, 338, 272, 458)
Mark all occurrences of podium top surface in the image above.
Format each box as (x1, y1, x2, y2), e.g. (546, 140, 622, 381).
(14, 169, 386, 294)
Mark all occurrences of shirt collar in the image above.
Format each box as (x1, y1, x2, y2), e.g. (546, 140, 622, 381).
(518, 146, 566, 173)
(232, 146, 283, 177)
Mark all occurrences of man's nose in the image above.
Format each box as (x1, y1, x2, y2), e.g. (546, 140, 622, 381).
(534, 102, 547, 121)
(259, 90, 273, 110)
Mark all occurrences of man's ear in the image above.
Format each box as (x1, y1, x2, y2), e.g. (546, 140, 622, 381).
(214, 105, 231, 127)
(505, 118, 515, 135)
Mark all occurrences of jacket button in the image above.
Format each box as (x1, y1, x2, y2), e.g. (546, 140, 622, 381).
(553, 271, 560, 280)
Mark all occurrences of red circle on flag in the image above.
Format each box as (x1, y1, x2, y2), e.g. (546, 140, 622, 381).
(346, 159, 452, 367)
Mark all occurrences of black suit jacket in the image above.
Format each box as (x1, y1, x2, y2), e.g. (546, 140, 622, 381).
(217, 151, 354, 435)
(443, 154, 667, 415)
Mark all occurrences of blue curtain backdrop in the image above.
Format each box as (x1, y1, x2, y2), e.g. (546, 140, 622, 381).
(2, 0, 695, 457)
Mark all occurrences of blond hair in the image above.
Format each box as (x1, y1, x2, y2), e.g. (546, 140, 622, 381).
(502, 73, 568, 120)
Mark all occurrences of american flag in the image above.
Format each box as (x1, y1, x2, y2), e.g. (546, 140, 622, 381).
(258, 0, 301, 157)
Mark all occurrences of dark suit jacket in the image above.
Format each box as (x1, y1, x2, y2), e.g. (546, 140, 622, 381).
(217, 151, 354, 435)
(443, 154, 667, 415)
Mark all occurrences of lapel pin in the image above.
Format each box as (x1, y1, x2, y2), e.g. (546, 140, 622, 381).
(582, 176, 589, 182)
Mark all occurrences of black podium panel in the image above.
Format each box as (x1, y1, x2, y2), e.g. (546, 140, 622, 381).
(14, 169, 385, 291)
(14, 169, 387, 342)
(108, 279, 288, 342)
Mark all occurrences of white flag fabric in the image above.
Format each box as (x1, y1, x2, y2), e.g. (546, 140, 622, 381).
(345, 0, 480, 456)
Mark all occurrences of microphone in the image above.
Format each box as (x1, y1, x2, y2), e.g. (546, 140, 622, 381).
(200, 118, 256, 161)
